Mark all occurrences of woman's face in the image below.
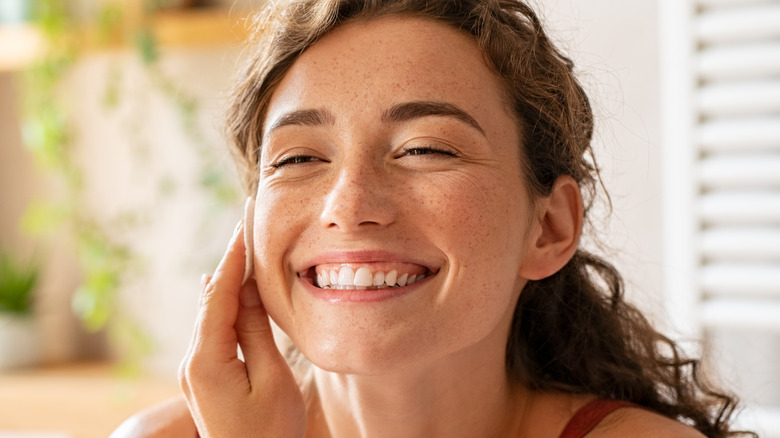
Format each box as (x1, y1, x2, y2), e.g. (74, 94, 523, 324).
(253, 17, 541, 374)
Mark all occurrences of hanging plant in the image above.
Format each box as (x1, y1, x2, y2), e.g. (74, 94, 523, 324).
(19, 0, 238, 372)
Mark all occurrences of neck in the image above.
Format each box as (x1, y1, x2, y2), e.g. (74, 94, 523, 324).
(308, 321, 531, 438)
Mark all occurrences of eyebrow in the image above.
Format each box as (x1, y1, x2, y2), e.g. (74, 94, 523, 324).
(264, 101, 485, 137)
(382, 101, 485, 135)
(265, 108, 336, 135)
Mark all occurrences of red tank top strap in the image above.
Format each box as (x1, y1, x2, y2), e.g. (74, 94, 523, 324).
(557, 399, 637, 438)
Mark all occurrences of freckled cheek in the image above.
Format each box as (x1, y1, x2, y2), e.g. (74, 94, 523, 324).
(405, 175, 525, 255)
(252, 186, 319, 283)
(414, 174, 528, 325)
(413, 176, 525, 340)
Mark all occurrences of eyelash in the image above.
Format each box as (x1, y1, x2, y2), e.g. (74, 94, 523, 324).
(400, 146, 457, 157)
(271, 145, 457, 168)
(271, 155, 321, 168)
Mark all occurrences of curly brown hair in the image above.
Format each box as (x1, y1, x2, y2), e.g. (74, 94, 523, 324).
(225, 0, 754, 436)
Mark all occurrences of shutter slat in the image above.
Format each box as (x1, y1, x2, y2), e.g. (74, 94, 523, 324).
(697, 0, 778, 9)
(701, 264, 780, 298)
(700, 191, 780, 225)
(696, 4, 780, 44)
(699, 117, 780, 152)
(701, 298, 780, 330)
(682, 0, 780, 430)
(697, 43, 780, 81)
(698, 80, 780, 117)
(701, 228, 780, 261)
(698, 155, 780, 189)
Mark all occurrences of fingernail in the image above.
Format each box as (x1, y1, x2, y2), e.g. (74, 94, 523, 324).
(232, 220, 243, 237)
(200, 273, 209, 288)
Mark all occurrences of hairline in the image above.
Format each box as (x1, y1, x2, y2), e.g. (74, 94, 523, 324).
(250, 11, 537, 200)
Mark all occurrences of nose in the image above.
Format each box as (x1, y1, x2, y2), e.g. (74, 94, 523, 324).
(319, 159, 396, 231)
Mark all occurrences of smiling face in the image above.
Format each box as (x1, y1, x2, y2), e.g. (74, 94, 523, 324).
(252, 17, 543, 374)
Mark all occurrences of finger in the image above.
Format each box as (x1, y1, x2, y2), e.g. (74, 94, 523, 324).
(195, 220, 247, 361)
(235, 278, 287, 384)
(200, 274, 212, 293)
(182, 274, 207, 355)
(183, 273, 214, 357)
(180, 269, 227, 395)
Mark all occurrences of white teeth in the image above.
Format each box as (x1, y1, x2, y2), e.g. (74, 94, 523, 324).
(385, 270, 397, 286)
(338, 267, 355, 285)
(314, 267, 426, 289)
(330, 270, 338, 285)
(354, 267, 373, 287)
(319, 270, 330, 287)
(372, 271, 385, 286)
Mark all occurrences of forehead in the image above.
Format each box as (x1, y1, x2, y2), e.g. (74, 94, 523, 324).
(264, 16, 514, 131)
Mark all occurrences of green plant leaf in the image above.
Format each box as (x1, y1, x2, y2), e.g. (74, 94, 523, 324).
(0, 251, 39, 315)
(20, 200, 68, 236)
(72, 283, 113, 332)
(135, 28, 159, 65)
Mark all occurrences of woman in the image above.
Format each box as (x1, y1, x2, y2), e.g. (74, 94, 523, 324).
(113, 0, 752, 437)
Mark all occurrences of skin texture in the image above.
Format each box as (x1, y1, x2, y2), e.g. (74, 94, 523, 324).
(112, 17, 705, 438)
(255, 17, 541, 378)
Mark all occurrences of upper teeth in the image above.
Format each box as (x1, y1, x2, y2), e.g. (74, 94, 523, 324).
(316, 266, 425, 289)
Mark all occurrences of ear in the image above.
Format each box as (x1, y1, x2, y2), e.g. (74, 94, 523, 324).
(518, 175, 583, 281)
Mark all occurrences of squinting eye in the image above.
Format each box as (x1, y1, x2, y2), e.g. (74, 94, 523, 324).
(401, 146, 457, 157)
(271, 155, 322, 168)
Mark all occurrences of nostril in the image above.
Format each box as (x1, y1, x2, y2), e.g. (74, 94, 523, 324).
(319, 195, 396, 230)
(318, 165, 397, 230)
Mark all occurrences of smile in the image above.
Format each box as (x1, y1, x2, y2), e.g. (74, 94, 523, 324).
(304, 263, 433, 290)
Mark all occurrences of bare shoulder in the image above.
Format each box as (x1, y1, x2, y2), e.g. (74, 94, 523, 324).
(590, 406, 706, 438)
(109, 395, 197, 438)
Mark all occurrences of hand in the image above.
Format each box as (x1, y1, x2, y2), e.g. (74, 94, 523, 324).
(179, 220, 307, 438)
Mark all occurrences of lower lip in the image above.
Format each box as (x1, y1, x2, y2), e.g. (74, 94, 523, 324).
(301, 275, 431, 303)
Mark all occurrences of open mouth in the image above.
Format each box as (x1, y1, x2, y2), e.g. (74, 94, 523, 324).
(302, 264, 435, 290)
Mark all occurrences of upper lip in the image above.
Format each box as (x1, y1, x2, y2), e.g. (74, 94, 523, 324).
(296, 250, 439, 276)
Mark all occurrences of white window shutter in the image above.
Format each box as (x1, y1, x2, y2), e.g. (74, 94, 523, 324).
(661, 0, 780, 436)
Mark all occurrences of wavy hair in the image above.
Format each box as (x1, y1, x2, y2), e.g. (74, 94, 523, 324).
(225, 1, 752, 436)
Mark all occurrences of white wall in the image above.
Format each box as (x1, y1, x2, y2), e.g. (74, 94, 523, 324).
(540, 0, 666, 324)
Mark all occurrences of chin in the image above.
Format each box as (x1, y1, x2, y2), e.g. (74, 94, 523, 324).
(293, 328, 434, 376)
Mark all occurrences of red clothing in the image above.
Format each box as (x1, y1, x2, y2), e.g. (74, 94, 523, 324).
(558, 399, 637, 438)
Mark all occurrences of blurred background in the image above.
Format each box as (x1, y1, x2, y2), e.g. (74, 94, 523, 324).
(0, 0, 777, 436)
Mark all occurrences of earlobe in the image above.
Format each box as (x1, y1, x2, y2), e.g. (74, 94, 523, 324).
(518, 175, 583, 280)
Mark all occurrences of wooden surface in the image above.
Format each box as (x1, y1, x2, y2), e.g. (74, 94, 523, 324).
(151, 9, 252, 47)
(0, 9, 251, 72)
(0, 362, 179, 438)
